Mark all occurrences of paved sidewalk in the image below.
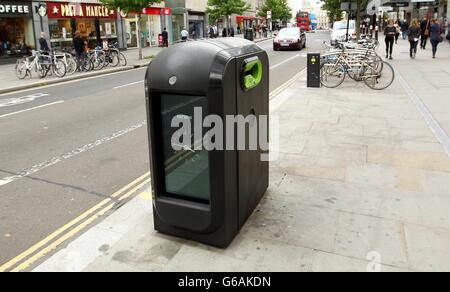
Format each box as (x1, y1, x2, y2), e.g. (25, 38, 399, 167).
(388, 37, 450, 154)
(34, 45, 450, 271)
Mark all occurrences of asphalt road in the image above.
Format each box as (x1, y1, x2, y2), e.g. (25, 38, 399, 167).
(0, 31, 330, 269)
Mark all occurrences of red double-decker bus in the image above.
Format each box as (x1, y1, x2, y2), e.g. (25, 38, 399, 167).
(296, 11, 311, 31)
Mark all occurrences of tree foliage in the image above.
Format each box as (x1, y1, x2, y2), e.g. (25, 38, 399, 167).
(258, 0, 293, 22)
(322, 0, 343, 23)
(206, 0, 250, 23)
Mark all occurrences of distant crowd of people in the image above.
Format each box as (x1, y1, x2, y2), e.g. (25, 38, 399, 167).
(384, 18, 450, 60)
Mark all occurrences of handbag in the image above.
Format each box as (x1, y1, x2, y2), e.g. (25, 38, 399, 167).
(446, 34, 450, 41)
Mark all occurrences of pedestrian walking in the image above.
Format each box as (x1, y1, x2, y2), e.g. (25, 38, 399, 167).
(429, 19, 443, 58)
(73, 31, 85, 72)
(401, 20, 409, 39)
(384, 20, 396, 60)
(162, 28, 169, 47)
(39, 32, 50, 53)
(447, 20, 450, 42)
(408, 19, 421, 59)
(420, 17, 430, 49)
(209, 25, 215, 39)
(394, 20, 401, 44)
(180, 27, 189, 42)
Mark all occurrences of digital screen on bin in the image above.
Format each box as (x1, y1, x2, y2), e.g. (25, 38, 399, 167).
(159, 94, 211, 204)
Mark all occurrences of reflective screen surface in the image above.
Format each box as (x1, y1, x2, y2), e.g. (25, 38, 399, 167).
(159, 94, 210, 203)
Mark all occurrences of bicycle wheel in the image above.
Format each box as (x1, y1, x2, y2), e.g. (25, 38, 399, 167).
(118, 52, 127, 66)
(38, 63, 49, 78)
(109, 51, 120, 67)
(321, 62, 346, 88)
(66, 58, 77, 75)
(53, 59, 66, 78)
(82, 57, 94, 72)
(93, 52, 106, 70)
(364, 61, 395, 90)
(15, 61, 29, 79)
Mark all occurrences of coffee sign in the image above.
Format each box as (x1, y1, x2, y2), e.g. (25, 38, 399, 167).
(0, 2, 31, 16)
(47, 2, 116, 19)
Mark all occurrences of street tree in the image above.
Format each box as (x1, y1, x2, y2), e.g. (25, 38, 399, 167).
(206, 0, 250, 37)
(258, 0, 293, 24)
(322, 0, 343, 25)
(100, 0, 162, 60)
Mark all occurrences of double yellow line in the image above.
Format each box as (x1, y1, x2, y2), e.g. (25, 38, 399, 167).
(0, 172, 151, 272)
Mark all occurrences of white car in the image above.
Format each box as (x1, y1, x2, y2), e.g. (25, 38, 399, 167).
(331, 20, 356, 43)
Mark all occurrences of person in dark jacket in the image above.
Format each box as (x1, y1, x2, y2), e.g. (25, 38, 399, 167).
(39, 32, 50, 53)
(429, 19, 443, 58)
(73, 31, 86, 71)
(420, 17, 430, 49)
(408, 19, 421, 59)
(401, 20, 409, 39)
(384, 19, 397, 59)
(161, 28, 169, 47)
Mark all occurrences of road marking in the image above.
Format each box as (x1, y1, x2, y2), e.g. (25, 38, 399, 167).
(270, 54, 301, 70)
(113, 80, 144, 90)
(0, 121, 147, 187)
(269, 68, 307, 99)
(0, 67, 147, 97)
(10, 178, 151, 272)
(0, 101, 63, 119)
(396, 70, 450, 157)
(0, 93, 49, 108)
(0, 172, 150, 272)
(11, 202, 116, 272)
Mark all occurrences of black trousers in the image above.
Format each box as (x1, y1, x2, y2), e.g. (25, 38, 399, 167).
(420, 34, 428, 48)
(385, 37, 394, 56)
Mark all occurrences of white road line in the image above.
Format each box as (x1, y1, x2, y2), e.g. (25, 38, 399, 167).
(270, 54, 301, 70)
(0, 121, 147, 187)
(396, 70, 450, 157)
(0, 101, 64, 119)
(113, 81, 144, 90)
(0, 67, 147, 97)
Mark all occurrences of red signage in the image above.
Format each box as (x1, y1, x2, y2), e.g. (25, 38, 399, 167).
(141, 7, 171, 15)
(47, 2, 116, 19)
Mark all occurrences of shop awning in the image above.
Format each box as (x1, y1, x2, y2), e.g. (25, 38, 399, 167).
(236, 16, 255, 22)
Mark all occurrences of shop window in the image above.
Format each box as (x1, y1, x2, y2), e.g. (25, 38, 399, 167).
(0, 18, 35, 59)
(99, 20, 117, 39)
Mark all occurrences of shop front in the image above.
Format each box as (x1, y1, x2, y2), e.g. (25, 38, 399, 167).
(0, 1, 35, 63)
(188, 12, 206, 39)
(45, 1, 117, 50)
(124, 8, 168, 48)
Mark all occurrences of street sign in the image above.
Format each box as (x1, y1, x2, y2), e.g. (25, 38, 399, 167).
(366, 0, 381, 16)
(267, 10, 272, 19)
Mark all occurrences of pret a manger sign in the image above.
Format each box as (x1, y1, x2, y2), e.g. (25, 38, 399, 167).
(47, 2, 116, 19)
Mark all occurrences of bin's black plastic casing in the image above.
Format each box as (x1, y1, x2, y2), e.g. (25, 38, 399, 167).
(145, 38, 269, 248)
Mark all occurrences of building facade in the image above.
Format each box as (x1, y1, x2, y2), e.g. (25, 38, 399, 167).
(0, 1, 35, 63)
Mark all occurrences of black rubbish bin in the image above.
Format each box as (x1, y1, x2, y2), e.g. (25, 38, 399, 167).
(307, 53, 321, 88)
(244, 29, 254, 41)
(145, 38, 270, 248)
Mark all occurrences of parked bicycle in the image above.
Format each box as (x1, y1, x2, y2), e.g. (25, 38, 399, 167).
(320, 41, 394, 90)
